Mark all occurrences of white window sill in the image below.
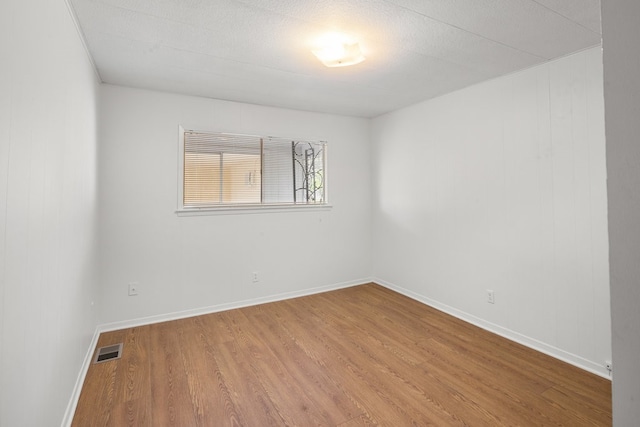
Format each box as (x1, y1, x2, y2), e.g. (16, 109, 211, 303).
(176, 203, 333, 216)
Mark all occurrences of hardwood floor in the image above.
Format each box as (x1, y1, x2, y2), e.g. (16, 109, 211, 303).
(72, 284, 611, 426)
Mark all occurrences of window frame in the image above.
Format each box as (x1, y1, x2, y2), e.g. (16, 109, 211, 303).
(176, 126, 332, 215)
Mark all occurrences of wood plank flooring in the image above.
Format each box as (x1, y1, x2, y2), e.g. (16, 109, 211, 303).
(72, 283, 611, 426)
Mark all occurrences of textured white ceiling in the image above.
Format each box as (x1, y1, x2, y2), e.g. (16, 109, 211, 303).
(70, 0, 601, 117)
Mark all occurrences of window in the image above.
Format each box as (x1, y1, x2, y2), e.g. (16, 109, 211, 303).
(179, 128, 327, 210)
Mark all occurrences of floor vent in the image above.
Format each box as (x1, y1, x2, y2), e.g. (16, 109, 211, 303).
(93, 343, 123, 364)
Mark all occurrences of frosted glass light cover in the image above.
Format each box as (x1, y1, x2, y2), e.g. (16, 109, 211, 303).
(312, 39, 365, 67)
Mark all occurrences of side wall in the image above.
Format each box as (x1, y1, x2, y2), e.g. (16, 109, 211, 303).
(601, 0, 640, 423)
(371, 47, 611, 376)
(98, 85, 372, 325)
(0, 0, 100, 425)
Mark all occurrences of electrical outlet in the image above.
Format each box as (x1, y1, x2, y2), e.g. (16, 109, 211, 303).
(128, 282, 139, 296)
(487, 289, 495, 304)
(252, 272, 259, 283)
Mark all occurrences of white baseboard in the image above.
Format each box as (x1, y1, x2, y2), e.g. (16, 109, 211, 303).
(373, 278, 611, 380)
(61, 327, 101, 427)
(99, 278, 371, 332)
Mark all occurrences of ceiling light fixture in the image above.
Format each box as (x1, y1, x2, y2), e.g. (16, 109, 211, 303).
(312, 33, 366, 68)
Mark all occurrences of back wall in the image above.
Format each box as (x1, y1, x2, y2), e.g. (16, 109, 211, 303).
(98, 85, 372, 325)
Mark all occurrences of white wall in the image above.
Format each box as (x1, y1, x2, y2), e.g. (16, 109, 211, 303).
(98, 85, 371, 325)
(601, 0, 640, 423)
(371, 47, 611, 376)
(0, 0, 99, 425)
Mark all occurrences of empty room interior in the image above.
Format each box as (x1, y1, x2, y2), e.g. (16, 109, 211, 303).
(2, 0, 640, 426)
